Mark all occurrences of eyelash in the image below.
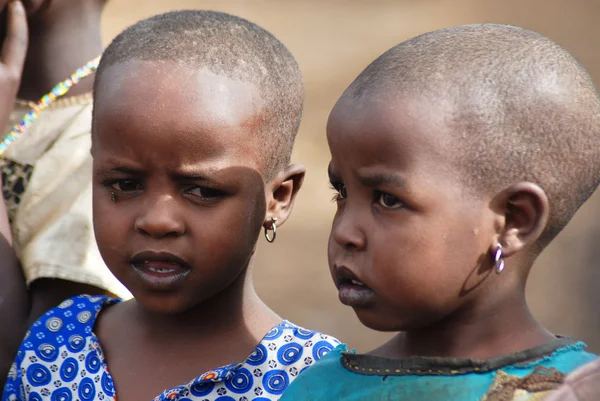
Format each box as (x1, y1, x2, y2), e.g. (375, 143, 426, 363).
(104, 179, 225, 200)
(108, 179, 143, 192)
(329, 182, 347, 202)
(329, 182, 404, 209)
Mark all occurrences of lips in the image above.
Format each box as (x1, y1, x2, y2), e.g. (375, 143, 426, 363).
(130, 251, 191, 291)
(333, 266, 375, 308)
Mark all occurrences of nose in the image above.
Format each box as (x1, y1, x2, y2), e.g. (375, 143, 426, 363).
(330, 205, 367, 251)
(134, 195, 185, 239)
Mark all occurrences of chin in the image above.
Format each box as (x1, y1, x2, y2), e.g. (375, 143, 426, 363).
(133, 292, 197, 315)
(353, 308, 399, 332)
(353, 307, 421, 333)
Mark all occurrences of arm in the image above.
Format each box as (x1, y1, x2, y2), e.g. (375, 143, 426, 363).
(0, 0, 29, 390)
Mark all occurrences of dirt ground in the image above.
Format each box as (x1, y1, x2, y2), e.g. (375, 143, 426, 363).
(101, 0, 600, 352)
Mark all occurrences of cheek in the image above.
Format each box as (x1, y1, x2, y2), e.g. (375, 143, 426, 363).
(92, 199, 134, 283)
(193, 196, 264, 263)
(92, 189, 123, 257)
(368, 216, 469, 297)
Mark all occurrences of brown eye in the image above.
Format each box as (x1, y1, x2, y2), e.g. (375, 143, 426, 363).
(376, 191, 403, 209)
(111, 180, 144, 192)
(185, 186, 225, 199)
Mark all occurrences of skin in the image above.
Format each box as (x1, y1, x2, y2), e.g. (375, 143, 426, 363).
(0, 0, 29, 389)
(91, 61, 304, 401)
(327, 91, 555, 360)
(13, 0, 106, 99)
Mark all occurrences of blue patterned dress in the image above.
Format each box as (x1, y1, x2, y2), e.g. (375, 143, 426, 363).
(2, 295, 340, 401)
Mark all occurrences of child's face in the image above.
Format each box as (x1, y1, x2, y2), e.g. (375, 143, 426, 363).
(327, 93, 499, 332)
(92, 61, 268, 314)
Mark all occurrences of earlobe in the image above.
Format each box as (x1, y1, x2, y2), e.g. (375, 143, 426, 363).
(493, 182, 549, 257)
(264, 163, 306, 227)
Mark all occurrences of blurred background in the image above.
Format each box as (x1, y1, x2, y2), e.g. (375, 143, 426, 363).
(102, 0, 600, 353)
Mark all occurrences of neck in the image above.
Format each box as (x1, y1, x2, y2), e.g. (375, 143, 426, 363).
(18, 1, 104, 100)
(374, 291, 555, 360)
(129, 263, 280, 344)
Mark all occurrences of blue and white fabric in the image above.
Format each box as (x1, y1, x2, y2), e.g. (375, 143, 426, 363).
(2, 295, 340, 401)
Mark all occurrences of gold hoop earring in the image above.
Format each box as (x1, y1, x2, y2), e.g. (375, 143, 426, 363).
(264, 217, 278, 243)
(494, 244, 505, 274)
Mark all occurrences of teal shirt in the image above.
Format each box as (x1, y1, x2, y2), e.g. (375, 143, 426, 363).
(280, 338, 597, 401)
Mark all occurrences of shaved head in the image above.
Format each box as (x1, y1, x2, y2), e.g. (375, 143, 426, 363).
(95, 10, 303, 178)
(346, 24, 600, 247)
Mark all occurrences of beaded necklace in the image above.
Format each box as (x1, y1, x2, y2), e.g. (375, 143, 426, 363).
(0, 56, 101, 156)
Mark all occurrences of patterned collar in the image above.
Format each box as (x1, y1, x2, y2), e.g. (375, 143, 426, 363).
(341, 337, 583, 377)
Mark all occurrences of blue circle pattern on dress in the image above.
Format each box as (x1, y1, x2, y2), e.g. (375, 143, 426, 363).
(59, 357, 78, 382)
(101, 370, 115, 397)
(294, 328, 316, 340)
(26, 363, 52, 386)
(36, 343, 58, 362)
(263, 326, 283, 340)
(190, 379, 214, 396)
(28, 391, 43, 401)
(85, 350, 101, 374)
(247, 343, 268, 366)
(224, 367, 253, 394)
(4, 296, 341, 401)
(277, 343, 303, 366)
(262, 369, 289, 395)
(4, 295, 119, 401)
(51, 387, 72, 401)
(312, 340, 335, 361)
(78, 377, 96, 401)
(67, 334, 85, 353)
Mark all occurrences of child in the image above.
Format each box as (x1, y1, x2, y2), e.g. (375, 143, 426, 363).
(2, 10, 339, 401)
(0, 0, 129, 388)
(280, 24, 600, 401)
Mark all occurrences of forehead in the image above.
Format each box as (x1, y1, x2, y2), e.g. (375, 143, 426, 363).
(327, 91, 457, 173)
(93, 60, 265, 169)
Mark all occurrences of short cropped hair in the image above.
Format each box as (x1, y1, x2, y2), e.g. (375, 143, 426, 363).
(94, 10, 303, 178)
(347, 24, 600, 247)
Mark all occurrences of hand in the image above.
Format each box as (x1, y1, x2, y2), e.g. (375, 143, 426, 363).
(0, 0, 28, 132)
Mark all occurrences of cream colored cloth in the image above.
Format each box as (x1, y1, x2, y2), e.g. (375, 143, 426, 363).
(545, 359, 600, 401)
(1, 101, 131, 299)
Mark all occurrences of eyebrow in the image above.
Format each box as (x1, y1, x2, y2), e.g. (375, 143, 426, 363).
(327, 165, 341, 182)
(109, 166, 216, 184)
(328, 164, 407, 189)
(170, 171, 216, 184)
(111, 166, 144, 175)
(358, 172, 408, 188)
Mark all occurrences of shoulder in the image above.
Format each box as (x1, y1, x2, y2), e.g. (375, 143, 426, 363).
(542, 341, 598, 374)
(276, 321, 342, 359)
(3, 295, 119, 400)
(25, 295, 118, 341)
(10, 295, 118, 373)
(278, 344, 350, 401)
(216, 321, 342, 399)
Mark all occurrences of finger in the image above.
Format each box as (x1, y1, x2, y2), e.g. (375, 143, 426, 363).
(2, 1, 28, 74)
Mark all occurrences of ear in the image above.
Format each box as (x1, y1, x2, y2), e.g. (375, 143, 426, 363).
(491, 182, 549, 257)
(263, 164, 306, 229)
